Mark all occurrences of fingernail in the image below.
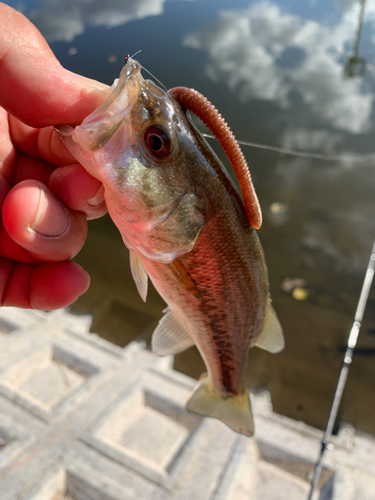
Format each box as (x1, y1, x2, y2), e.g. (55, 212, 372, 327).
(87, 185, 105, 208)
(30, 188, 69, 237)
(68, 70, 111, 93)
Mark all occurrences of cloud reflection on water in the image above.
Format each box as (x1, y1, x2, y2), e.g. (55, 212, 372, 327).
(183, 1, 374, 134)
(29, 0, 193, 43)
(281, 129, 343, 153)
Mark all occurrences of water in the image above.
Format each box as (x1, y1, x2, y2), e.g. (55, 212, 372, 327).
(4, 0, 375, 434)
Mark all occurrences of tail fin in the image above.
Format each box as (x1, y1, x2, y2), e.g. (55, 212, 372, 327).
(186, 378, 254, 436)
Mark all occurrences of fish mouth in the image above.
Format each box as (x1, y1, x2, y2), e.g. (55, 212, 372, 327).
(72, 58, 144, 155)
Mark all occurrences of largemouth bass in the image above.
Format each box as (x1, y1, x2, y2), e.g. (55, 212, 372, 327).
(57, 58, 284, 436)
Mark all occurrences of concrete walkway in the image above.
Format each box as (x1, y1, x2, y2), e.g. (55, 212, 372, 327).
(0, 307, 374, 500)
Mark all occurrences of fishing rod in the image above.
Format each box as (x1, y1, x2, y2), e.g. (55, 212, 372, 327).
(307, 238, 375, 500)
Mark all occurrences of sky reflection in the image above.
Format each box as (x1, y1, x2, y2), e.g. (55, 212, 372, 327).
(28, 0, 195, 42)
(184, 1, 374, 135)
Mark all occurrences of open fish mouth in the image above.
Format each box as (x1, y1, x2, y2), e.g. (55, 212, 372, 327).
(75, 59, 143, 150)
(55, 58, 144, 180)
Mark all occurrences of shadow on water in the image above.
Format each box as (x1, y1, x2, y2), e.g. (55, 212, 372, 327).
(8, 0, 375, 435)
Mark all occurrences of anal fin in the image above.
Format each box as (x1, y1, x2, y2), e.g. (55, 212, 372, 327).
(130, 250, 148, 302)
(254, 301, 284, 353)
(152, 309, 194, 356)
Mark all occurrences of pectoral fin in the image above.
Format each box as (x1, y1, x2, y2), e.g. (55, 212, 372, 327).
(254, 302, 284, 353)
(186, 377, 254, 436)
(152, 309, 194, 356)
(129, 251, 148, 302)
(167, 259, 201, 300)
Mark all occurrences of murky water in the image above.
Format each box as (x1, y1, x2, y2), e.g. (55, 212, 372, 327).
(5, 0, 375, 434)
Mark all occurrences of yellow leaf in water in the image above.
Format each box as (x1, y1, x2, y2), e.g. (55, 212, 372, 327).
(292, 287, 309, 301)
(270, 202, 288, 214)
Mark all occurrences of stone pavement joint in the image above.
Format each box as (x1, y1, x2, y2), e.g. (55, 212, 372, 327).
(0, 307, 374, 500)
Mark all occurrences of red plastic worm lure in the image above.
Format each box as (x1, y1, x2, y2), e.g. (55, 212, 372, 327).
(168, 87, 262, 229)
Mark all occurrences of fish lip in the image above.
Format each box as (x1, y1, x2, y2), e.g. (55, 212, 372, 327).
(70, 58, 143, 154)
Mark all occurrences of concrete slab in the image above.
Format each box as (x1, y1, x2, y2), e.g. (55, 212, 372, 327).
(0, 306, 374, 500)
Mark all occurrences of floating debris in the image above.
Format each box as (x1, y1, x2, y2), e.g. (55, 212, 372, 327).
(108, 54, 117, 63)
(270, 202, 288, 214)
(292, 287, 309, 301)
(68, 47, 78, 56)
(281, 277, 309, 301)
(281, 277, 307, 293)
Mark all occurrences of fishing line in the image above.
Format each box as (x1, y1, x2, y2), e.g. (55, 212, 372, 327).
(142, 67, 169, 92)
(124, 51, 169, 92)
(130, 50, 142, 59)
(202, 133, 375, 163)
(121, 56, 374, 164)
(307, 238, 375, 500)
(140, 64, 169, 92)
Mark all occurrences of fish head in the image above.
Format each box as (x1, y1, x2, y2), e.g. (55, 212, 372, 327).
(58, 58, 208, 263)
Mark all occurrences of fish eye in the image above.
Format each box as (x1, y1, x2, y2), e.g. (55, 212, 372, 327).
(144, 125, 171, 159)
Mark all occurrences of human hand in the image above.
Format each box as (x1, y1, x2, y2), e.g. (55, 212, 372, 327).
(0, 4, 110, 310)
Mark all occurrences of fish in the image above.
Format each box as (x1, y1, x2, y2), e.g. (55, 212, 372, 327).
(57, 57, 284, 436)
